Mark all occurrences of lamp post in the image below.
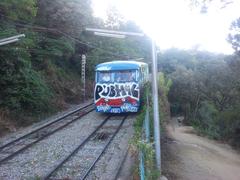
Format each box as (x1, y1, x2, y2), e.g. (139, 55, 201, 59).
(85, 28, 161, 171)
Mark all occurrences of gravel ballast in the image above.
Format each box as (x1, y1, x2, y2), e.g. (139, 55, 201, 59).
(0, 102, 136, 179)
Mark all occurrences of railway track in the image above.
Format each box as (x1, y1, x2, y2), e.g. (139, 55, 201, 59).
(114, 146, 130, 180)
(44, 115, 128, 180)
(0, 103, 95, 165)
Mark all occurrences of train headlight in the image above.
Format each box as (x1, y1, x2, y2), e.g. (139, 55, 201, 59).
(122, 98, 126, 102)
(105, 98, 109, 102)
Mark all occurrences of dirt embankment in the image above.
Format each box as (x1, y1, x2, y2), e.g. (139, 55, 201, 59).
(162, 117, 240, 180)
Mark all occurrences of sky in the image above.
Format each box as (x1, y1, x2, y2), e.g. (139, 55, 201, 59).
(91, 0, 240, 54)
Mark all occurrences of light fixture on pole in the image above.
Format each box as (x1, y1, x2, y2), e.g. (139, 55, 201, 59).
(0, 39, 20, 46)
(86, 28, 144, 37)
(0, 34, 25, 46)
(94, 32, 126, 39)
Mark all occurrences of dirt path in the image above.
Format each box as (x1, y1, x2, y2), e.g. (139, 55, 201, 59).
(162, 117, 240, 180)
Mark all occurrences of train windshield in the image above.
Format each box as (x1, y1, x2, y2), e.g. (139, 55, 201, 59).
(114, 70, 137, 82)
(97, 70, 138, 83)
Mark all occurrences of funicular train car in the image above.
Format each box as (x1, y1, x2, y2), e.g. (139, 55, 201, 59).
(94, 61, 149, 113)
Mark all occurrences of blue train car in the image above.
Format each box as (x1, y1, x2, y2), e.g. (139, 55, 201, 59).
(94, 61, 149, 113)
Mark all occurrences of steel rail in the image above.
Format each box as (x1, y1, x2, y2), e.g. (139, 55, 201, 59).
(43, 115, 112, 180)
(113, 146, 130, 180)
(0, 102, 93, 151)
(80, 115, 127, 180)
(0, 105, 95, 165)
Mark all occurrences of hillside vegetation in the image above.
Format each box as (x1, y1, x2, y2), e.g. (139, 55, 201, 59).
(0, 0, 149, 134)
(159, 49, 240, 148)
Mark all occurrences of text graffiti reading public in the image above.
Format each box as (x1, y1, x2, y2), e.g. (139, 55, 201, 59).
(95, 83, 139, 101)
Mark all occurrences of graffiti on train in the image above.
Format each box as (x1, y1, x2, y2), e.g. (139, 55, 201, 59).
(95, 83, 139, 101)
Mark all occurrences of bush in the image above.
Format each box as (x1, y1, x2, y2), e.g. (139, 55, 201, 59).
(1, 68, 52, 121)
(0, 47, 52, 124)
(218, 106, 240, 147)
(193, 101, 240, 147)
(192, 101, 220, 139)
(131, 73, 171, 179)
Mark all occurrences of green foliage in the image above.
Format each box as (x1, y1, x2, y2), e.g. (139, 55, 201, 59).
(0, 0, 55, 124)
(0, 0, 150, 128)
(0, 47, 52, 119)
(138, 141, 160, 179)
(228, 17, 240, 54)
(158, 72, 172, 97)
(217, 105, 240, 147)
(193, 101, 240, 145)
(0, 0, 37, 21)
(40, 37, 75, 58)
(131, 84, 160, 179)
(158, 73, 171, 124)
(158, 48, 196, 74)
(132, 77, 171, 179)
(132, 104, 160, 179)
(193, 101, 220, 139)
(36, 0, 93, 34)
(163, 48, 240, 147)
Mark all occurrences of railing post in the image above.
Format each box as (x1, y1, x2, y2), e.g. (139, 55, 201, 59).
(139, 94, 151, 180)
(139, 150, 145, 180)
(145, 95, 150, 143)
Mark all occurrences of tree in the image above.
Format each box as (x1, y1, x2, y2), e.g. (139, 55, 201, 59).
(163, 48, 240, 145)
(0, 0, 151, 126)
(104, 6, 125, 30)
(189, 0, 234, 13)
(228, 17, 240, 54)
(0, 0, 52, 120)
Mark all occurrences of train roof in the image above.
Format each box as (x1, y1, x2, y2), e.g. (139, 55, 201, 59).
(95, 61, 148, 71)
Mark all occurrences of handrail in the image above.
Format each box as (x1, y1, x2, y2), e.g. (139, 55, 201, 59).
(139, 95, 150, 180)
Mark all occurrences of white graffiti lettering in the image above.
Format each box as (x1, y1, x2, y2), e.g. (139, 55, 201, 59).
(121, 103, 138, 112)
(110, 108, 121, 113)
(95, 82, 139, 101)
(96, 105, 111, 112)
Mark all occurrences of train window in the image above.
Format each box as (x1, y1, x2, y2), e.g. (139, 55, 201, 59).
(141, 67, 145, 81)
(98, 72, 113, 83)
(136, 71, 140, 82)
(97, 70, 138, 83)
(115, 70, 137, 82)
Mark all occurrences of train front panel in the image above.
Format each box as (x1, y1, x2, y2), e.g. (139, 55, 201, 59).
(94, 61, 148, 113)
(94, 81, 140, 113)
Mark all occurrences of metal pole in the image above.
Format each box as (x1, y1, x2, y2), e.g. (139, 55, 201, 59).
(151, 39, 161, 171)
